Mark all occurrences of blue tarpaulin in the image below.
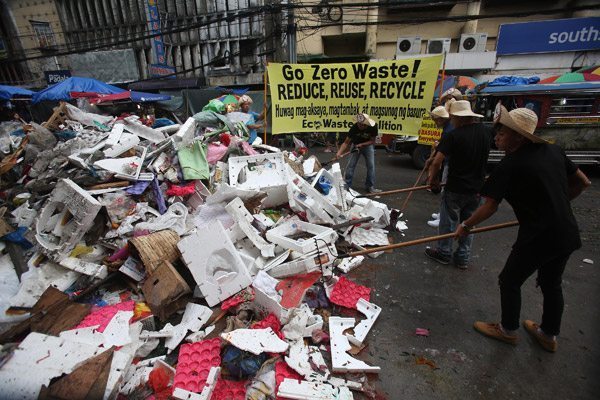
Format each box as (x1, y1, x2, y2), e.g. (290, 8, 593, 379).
(487, 76, 540, 87)
(32, 76, 125, 104)
(0, 85, 35, 100)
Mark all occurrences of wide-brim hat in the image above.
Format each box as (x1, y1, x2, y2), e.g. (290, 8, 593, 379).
(354, 113, 376, 127)
(495, 105, 547, 143)
(430, 105, 449, 119)
(238, 94, 253, 104)
(449, 100, 483, 118)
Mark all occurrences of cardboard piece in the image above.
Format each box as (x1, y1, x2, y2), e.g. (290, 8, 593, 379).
(142, 260, 191, 321)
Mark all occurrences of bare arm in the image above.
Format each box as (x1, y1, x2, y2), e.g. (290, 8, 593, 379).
(336, 137, 352, 159)
(456, 197, 499, 237)
(568, 169, 591, 200)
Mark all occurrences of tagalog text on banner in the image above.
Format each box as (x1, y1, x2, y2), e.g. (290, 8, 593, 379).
(267, 55, 442, 135)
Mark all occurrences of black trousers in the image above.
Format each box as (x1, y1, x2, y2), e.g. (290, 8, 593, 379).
(498, 249, 572, 336)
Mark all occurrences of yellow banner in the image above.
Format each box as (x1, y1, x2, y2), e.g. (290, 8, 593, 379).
(267, 56, 442, 135)
(417, 116, 443, 145)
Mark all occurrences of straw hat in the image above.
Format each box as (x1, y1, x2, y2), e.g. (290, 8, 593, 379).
(449, 100, 483, 118)
(238, 94, 253, 104)
(441, 88, 463, 102)
(354, 113, 376, 127)
(430, 106, 449, 119)
(495, 105, 546, 143)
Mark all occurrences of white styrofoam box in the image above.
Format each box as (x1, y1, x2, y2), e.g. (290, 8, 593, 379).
(311, 168, 343, 208)
(35, 179, 102, 260)
(266, 220, 337, 254)
(286, 168, 344, 224)
(178, 221, 252, 307)
(228, 152, 288, 207)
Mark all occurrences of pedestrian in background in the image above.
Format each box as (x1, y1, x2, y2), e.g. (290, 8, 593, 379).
(425, 100, 492, 269)
(336, 113, 381, 194)
(238, 94, 264, 145)
(456, 106, 591, 352)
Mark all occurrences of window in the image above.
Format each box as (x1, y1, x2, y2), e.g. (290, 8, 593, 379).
(30, 21, 55, 49)
(549, 96, 596, 116)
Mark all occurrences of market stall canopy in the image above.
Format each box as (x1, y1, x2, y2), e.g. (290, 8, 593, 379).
(0, 84, 36, 100)
(70, 90, 171, 104)
(434, 75, 480, 98)
(32, 77, 125, 104)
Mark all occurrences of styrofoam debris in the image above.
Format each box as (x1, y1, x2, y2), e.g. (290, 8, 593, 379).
(163, 303, 212, 352)
(221, 327, 289, 355)
(277, 378, 354, 400)
(348, 227, 389, 246)
(329, 317, 380, 373)
(336, 256, 365, 273)
(346, 299, 382, 346)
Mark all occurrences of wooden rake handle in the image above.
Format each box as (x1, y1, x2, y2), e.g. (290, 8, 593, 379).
(357, 184, 445, 198)
(340, 220, 519, 258)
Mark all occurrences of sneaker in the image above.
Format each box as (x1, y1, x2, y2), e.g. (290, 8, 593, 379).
(324, 148, 332, 153)
(366, 187, 382, 194)
(523, 320, 558, 352)
(454, 262, 468, 270)
(424, 247, 450, 265)
(427, 219, 439, 228)
(431, 213, 439, 219)
(473, 322, 518, 345)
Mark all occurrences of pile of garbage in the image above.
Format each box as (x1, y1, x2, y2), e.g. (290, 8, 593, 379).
(0, 101, 407, 399)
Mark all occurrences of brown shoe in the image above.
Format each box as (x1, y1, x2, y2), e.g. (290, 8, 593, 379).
(523, 320, 558, 352)
(473, 321, 518, 345)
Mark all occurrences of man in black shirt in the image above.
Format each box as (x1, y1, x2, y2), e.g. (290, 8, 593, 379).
(336, 113, 380, 193)
(425, 100, 492, 268)
(456, 105, 590, 352)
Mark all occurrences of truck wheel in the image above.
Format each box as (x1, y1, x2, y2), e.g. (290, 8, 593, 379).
(411, 145, 431, 169)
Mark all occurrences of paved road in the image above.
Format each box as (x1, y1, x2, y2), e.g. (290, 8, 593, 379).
(310, 146, 599, 400)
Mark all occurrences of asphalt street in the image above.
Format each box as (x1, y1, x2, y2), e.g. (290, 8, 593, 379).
(309, 146, 600, 400)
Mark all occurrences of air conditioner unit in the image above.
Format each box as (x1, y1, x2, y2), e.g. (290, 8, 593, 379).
(459, 33, 487, 53)
(396, 36, 422, 56)
(427, 38, 451, 54)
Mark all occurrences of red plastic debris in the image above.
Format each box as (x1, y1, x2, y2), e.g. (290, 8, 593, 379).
(219, 133, 231, 146)
(329, 276, 371, 309)
(173, 338, 222, 393)
(221, 287, 255, 311)
(75, 300, 135, 332)
(212, 378, 247, 400)
(148, 368, 170, 393)
(166, 182, 197, 196)
(415, 328, 430, 337)
(276, 272, 321, 309)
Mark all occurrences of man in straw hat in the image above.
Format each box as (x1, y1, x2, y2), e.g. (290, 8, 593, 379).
(336, 113, 381, 193)
(456, 105, 591, 352)
(425, 100, 492, 268)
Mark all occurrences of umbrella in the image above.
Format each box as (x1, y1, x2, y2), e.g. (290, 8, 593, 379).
(575, 65, 600, 75)
(456, 76, 480, 90)
(214, 94, 239, 106)
(0, 84, 35, 101)
(540, 70, 600, 84)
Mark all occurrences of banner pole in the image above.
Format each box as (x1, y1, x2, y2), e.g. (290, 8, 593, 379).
(263, 66, 268, 145)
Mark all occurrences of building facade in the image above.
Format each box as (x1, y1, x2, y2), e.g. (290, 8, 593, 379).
(296, 0, 600, 79)
(0, 0, 70, 87)
(1, 0, 285, 87)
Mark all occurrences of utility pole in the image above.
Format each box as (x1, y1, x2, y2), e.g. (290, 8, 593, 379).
(286, 0, 296, 63)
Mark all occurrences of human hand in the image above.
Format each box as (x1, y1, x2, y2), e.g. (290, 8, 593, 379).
(455, 222, 471, 239)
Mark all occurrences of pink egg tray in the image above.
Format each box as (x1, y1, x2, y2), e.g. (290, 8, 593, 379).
(211, 378, 248, 400)
(75, 300, 135, 332)
(329, 276, 371, 309)
(173, 338, 222, 393)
